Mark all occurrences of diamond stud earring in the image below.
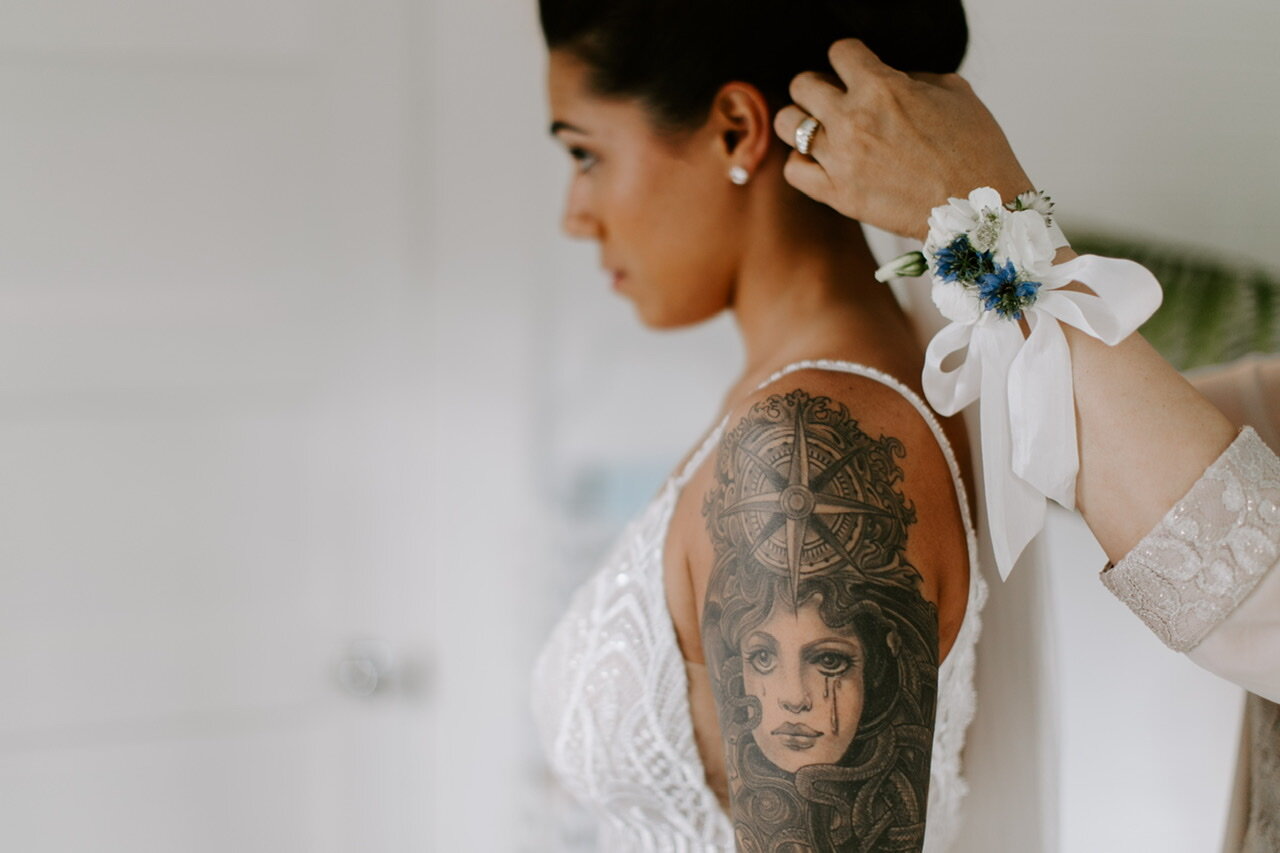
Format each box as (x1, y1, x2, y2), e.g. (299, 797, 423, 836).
(729, 165, 750, 186)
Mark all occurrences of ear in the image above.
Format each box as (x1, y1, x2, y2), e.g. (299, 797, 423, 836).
(707, 81, 773, 176)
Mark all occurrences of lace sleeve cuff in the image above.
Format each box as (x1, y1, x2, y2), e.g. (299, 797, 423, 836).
(1100, 426, 1280, 653)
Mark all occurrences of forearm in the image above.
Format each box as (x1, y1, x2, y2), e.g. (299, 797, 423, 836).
(1060, 248, 1238, 563)
(773, 48, 1252, 566)
(1094, 387, 1280, 699)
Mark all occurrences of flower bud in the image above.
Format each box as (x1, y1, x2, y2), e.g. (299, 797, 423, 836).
(874, 251, 928, 282)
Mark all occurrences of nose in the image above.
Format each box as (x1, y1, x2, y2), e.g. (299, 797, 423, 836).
(561, 178, 599, 240)
(779, 695, 812, 713)
(779, 666, 812, 714)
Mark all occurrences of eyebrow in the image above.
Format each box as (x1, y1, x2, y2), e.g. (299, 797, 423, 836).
(549, 120, 589, 137)
(801, 637, 863, 656)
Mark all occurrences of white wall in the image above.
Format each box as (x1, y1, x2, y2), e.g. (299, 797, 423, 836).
(960, 2, 1276, 849)
(422, 1, 553, 849)
(963, 0, 1280, 262)
(0, 2, 436, 850)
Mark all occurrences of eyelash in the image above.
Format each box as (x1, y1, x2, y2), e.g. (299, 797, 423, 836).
(568, 146, 598, 173)
(747, 648, 776, 675)
(807, 651, 856, 678)
(747, 649, 858, 678)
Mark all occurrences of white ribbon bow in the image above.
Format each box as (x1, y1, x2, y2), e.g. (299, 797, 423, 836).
(918, 195, 1163, 578)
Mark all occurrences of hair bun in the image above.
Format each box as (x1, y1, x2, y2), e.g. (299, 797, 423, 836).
(542, 0, 968, 131)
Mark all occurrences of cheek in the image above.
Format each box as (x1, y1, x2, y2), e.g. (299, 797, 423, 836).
(610, 158, 737, 326)
(832, 671, 866, 741)
(742, 664, 768, 699)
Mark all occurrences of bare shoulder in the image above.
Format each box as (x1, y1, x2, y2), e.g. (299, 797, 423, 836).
(712, 368, 970, 620)
(693, 368, 970, 850)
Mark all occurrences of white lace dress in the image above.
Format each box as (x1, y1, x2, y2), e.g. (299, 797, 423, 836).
(531, 360, 989, 851)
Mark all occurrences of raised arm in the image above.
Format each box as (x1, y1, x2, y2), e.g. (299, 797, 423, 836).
(700, 381, 967, 850)
(771, 38, 1280, 700)
(771, 38, 1240, 562)
(1059, 280, 1237, 558)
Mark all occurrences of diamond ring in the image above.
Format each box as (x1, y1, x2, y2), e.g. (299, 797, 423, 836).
(795, 116, 821, 157)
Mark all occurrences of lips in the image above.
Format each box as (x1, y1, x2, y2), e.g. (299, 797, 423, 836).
(601, 255, 626, 287)
(771, 722, 823, 750)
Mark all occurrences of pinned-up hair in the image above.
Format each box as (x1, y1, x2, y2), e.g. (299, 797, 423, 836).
(539, 0, 969, 135)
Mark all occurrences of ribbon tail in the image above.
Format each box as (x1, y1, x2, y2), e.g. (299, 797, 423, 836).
(1042, 255, 1163, 343)
(1008, 308, 1079, 509)
(975, 324, 1048, 580)
(922, 322, 980, 416)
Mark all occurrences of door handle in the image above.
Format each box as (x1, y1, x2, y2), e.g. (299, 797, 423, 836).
(334, 638, 393, 698)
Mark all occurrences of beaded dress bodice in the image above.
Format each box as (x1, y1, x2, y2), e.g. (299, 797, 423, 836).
(531, 360, 988, 851)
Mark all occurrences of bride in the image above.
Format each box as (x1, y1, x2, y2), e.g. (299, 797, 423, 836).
(531, 0, 1279, 850)
(531, 1, 989, 850)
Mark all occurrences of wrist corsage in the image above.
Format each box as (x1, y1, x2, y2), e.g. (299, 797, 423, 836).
(877, 188, 1164, 579)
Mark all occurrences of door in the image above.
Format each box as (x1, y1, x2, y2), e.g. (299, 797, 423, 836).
(0, 2, 434, 849)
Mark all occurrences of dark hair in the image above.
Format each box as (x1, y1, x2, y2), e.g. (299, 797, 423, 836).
(539, 0, 968, 134)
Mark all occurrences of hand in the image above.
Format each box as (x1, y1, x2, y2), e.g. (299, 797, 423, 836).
(775, 38, 1034, 242)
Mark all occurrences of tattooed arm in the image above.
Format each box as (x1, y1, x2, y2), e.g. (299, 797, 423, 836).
(700, 381, 964, 852)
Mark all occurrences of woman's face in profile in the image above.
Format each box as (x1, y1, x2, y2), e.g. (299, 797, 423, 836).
(545, 49, 745, 329)
(742, 597, 866, 773)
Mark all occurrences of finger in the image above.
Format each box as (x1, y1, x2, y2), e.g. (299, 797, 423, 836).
(905, 71, 948, 86)
(788, 70, 845, 122)
(774, 105, 830, 163)
(781, 151, 834, 204)
(908, 70, 971, 93)
(826, 38, 896, 89)
(773, 104, 810, 150)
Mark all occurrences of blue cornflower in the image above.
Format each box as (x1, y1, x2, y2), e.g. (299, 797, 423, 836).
(934, 234, 993, 284)
(977, 260, 1041, 320)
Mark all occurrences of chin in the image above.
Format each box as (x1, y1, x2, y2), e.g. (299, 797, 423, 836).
(631, 294, 726, 331)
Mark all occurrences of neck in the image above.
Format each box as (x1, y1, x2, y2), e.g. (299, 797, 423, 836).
(728, 175, 919, 381)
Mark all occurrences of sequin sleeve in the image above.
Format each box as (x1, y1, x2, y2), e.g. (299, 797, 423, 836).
(1100, 426, 1280, 701)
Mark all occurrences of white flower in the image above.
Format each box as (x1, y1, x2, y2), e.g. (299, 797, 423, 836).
(931, 279, 983, 325)
(994, 209, 1056, 279)
(924, 187, 1008, 256)
(926, 197, 976, 254)
(1012, 189, 1055, 223)
(966, 186, 1005, 213)
(925, 203, 974, 253)
(966, 188, 1007, 253)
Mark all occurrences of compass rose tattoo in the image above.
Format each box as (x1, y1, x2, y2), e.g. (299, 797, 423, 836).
(702, 389, 940, 852)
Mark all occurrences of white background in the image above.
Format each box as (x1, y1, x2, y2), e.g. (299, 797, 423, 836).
(0, 0, 1274, 850)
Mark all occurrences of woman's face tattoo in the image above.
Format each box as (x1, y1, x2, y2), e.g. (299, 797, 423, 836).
(741, 598, 866, 773)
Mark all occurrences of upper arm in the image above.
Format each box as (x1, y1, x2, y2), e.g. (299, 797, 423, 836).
(699, 383, 944, 851)
(1187, 353, 1280, 449)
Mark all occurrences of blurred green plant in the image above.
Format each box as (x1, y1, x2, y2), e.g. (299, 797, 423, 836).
(1071, 231, 1280, 371)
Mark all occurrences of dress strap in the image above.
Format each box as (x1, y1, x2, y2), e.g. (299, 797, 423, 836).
(754, 358, 910, 396)
(671, 413, 731, 490)
(671, 359, 977, 539)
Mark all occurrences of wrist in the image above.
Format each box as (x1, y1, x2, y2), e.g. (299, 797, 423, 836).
(904, 187, 1165, 579)
(991, 172, 1035, 209)
(914, 174, 1035, 242)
